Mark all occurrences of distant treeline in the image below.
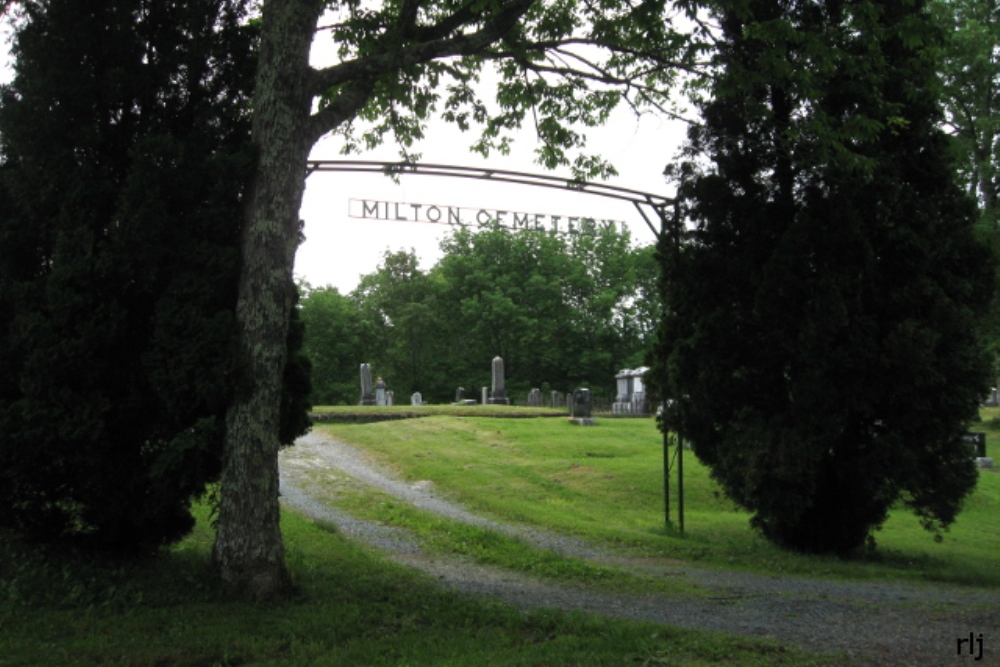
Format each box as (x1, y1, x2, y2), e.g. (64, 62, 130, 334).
(299, 224, 659, 405)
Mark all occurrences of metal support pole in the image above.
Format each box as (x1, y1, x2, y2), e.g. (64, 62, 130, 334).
(663, 429, 670, 527)
(670, 195, 686, 534)
(678, 434, 685, 534)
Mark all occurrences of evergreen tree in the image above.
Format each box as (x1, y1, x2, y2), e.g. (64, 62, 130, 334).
(652, 0, 994, 554)
(0, 0, 309, 551)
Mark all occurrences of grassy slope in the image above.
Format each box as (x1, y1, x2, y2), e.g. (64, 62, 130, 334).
(316, 412, 1000, 587)
(3, 408, 994, 665)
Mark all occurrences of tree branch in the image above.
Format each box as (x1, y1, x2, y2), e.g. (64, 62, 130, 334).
(402, 0, 479, 42)
(490, 38, 710, 76)
(397, 0, 420, 35)
(308, 0, 533, 95)
(306, 79, 378, 145)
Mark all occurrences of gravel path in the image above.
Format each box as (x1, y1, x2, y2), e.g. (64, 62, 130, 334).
(280, 431, 1000, 666)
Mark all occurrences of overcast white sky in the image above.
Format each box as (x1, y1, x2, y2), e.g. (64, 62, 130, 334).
(300, 113, 683, 293)
(302, 28, 687, 293)
(1, 15, 687, 295)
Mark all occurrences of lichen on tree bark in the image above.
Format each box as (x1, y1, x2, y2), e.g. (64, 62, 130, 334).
(213, 0, 322, 600)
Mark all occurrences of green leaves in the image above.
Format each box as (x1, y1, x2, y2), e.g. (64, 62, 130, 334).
(316, 0, 695, 178)
(932, 0, 999, 228)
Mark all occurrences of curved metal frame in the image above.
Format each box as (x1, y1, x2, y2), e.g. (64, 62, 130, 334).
(305, 160, 672, 238)
(307, 159, 684, 531)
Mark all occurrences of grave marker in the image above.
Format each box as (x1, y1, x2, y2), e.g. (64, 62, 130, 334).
(359, 363, 376, 405)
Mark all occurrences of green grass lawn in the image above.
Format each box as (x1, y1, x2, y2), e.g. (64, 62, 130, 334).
(310, 404, 566, 421)
(3, 408, 994, 666)
(0, 504, 838, 667)
(315, 411, 1000, 587)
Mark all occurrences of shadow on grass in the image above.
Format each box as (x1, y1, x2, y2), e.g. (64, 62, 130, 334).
(0, 508, 844, 667)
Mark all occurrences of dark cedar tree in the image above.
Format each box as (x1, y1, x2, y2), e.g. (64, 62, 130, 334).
(0, 0, 309, 551)
(650, 0, 995, 554)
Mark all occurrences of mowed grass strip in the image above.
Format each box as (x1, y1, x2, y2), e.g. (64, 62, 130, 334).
(0, 504, 842, 667)
(316, 413, 1000, 587)
(310, 404, 566, 421)
(296, 467, 701, 597)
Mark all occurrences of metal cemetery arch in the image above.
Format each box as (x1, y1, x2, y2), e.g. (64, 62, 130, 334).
(305, 160, 674, 239)
(305, 159, 684, 532)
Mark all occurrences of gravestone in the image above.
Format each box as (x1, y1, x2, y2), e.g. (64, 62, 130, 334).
(614, 369, 630, 405)
(613, 367, 649, 415)
(551, 391, 561, 409)
(985, 388, 999, 408)
(571, 388, 592, 418)
(375, 377, 387, 406)
(963, 432, 987, 458)
(455, 386, 465, 403)
(482, 386, 488, 405)
(488, 356, 510, 404)
(359, 363, 376, 405)
(411, 392, 423, 406)
(569, 388, 596, 425)
(527, 388, 541, 407)
(386, 389, 394, 407)
(631, 367, 648, 412)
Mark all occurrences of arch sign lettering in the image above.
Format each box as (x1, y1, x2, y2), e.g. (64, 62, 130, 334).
(349, 198, 627, 236)
(307, 160, 674, 240)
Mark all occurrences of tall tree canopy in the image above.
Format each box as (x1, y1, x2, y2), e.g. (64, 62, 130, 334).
(433, 224, 655, 395)
(932, 0, 1000, 382)
(0, 0, 309, 551)
(933, 0, 999, 230)
(652, 0, 995, 554)
(218, 0, 697, 598)
(351, 249, 446, 399)
(299, 225, 657, 406)
(298, 283, 369, 406)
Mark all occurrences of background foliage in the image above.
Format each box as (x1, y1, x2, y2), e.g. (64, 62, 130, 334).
(300, 224, 657, 405)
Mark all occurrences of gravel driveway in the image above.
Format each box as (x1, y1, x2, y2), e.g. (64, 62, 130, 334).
(280, 430, 999, 666)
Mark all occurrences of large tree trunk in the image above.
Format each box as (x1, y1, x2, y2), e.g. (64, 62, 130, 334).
(213, 0, 322, 601)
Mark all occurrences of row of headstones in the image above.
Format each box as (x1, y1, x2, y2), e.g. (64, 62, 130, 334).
(362, 356, 530, 407)
(358, 364, 395, 406)
(448, 386, 576, 410)
(361, 357, 513, 407)
(452, 356, 512, 405)
(361, 357, 593, 420)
